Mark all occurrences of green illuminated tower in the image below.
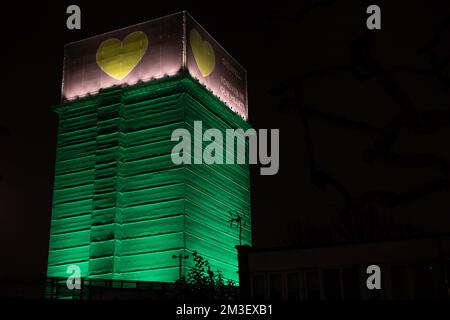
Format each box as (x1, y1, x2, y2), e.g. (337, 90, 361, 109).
(47, 12, 251, 284)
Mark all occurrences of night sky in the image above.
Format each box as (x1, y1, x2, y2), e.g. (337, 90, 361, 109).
(1, 1, 450, 283)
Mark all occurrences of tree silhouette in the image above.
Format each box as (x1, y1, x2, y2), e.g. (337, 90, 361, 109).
(271, 4, 450, 244)
(174, 251, 236, 300)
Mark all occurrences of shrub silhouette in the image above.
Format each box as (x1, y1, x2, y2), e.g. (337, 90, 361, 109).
(175, 251, 236, 300)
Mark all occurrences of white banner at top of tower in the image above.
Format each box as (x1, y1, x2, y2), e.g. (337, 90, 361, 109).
(62, 12, 248, 120)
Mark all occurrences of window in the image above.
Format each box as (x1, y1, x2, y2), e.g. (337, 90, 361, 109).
(412, 263, 439, 299)
(252, 275, 265, 300)
(287, 273, 300, 300)
(269, 273, 283, 300)
(342, 267, 360, 300)
(391, 265, 409, 299)
(323, 269, 342, 300)
(304, 271, 321, 300)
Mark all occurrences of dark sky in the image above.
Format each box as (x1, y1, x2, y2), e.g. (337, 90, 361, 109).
(1, 1, 450, 281)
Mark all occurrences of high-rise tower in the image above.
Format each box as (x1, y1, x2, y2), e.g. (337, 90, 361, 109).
(47, 12, 251, 283)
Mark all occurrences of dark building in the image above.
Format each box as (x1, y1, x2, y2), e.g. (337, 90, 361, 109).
(237, 234, 450, 300)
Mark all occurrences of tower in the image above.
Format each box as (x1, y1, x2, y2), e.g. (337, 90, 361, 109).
(47, 12, 251, 283)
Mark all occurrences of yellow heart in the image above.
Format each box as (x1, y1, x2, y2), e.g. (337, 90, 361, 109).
(96, 31, 148, 80)
(190, 29, 215, 77)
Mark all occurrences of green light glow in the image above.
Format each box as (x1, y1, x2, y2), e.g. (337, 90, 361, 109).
(47, 75, 251, 283)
